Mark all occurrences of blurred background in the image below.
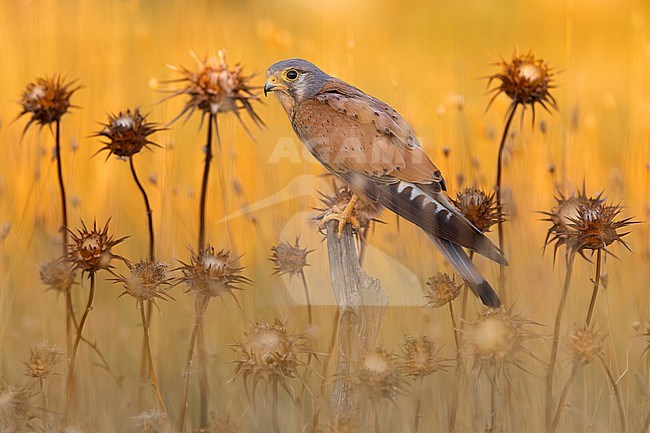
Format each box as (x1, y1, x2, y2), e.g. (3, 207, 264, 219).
(0, 0, 649, 431)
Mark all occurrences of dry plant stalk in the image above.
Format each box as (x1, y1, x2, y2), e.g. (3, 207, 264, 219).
(115, 260, 173, 420)
(399, 334, 447, 432)
(270, 238, 314, 326)
(486, 50, 557, 303)
(448, 186, 502, 432)
(96, 107, 161, 403)
(163, 51, 262, 428)
(19, 75, 81, 356)
(323, 221, 387, 429)
(231, 319, 313, 433)
(63, 220, 126, 423)
(543, 188, 635, 432)
(176, 246, 248, 433)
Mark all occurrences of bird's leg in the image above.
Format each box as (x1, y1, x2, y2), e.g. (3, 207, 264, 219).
(320, 193, 361, 238)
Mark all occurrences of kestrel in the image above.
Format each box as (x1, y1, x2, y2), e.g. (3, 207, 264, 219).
(264, 59, 506, 307)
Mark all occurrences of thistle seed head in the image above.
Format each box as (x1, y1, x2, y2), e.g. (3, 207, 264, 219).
(18, 75, 80, 131)
(0, 381, 37, 432)
(270, 238, 312, 278)
(452, 186, 503, 233)
(40, 258, 76, 293)
(465, 308, 537, 373)
(566, 325, 604, 367)
(231, 319, 313, 397)
(487, 50, 557, 120)
(399, 333, 447, 379)
(348, 347, 405, 402)
(115, 260, 173, 306)
(177, 246, 248, 300)
(66, 219, 127, 274)
(96, 108, 160, 159)
(543, 188, 636, 257)
(25, 343, 63, 379)
(164, 50, 263, 130)
(425, 272, 461, 308)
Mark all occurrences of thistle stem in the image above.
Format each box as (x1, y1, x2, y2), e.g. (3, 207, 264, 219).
(546, 252, 575, 432)
(585, 248, 603, 326)
(197, 321, 209, 427)
(129, 156, 156, 409)
(599, 357, 627, 433)
(414, 397, 422, 433)
(55, 120, 73, 356)
(551, 363, 578, 433)
(196, 113, 215, 428)
(272, 380, 280, 433)
(495, 102, 518, 303)
(55, 120, 69, 255)
(64, 272, 96, 423)
(449, 300, 460, 350)
(178, 294, 209, 433)
(373, 399, 382, 433)
(198, 114, 215, 250)
(139, 302, 170, 420)
(129, 157, 155, 262)
(300, 270, 313, 327)
(450, 258, 471, 432)
(309, 307, 340, 433)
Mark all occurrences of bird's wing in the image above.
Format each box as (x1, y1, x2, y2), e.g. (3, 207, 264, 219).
(292, 80, 505, 264)
(294, 78, 445, 189)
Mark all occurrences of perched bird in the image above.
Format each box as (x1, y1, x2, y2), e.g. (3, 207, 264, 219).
(264, 59, 506, 308)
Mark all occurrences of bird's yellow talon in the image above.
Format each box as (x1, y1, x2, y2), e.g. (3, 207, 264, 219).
(319, 194, 360, 237)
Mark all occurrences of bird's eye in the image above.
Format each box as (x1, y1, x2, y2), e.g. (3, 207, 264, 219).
(285, 69, 299, 80)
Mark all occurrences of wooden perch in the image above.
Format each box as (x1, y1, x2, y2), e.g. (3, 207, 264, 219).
(325, 220, 388, 424)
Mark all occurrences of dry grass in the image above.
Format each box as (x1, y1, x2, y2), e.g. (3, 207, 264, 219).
(0, 1, 649, 432)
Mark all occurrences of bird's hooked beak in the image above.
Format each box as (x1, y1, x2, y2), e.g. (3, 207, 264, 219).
(263, 75, 287, 97)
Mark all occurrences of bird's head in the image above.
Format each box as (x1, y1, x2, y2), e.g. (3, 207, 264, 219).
(264, 59, 329, 110)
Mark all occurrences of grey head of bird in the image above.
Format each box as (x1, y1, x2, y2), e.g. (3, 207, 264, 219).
(264, 59, 330, 112)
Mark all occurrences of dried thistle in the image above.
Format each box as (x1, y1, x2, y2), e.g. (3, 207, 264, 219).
(130, 409, 170, 433)
(565, 325, 604, 367)
(425, 272, 461, 308)
(400, 334, 447, 379)
(452, 186, 504, 233)
(24, 343, 63, 379)
(231, 319, 313, 398)
(270, 238, 312, 278)
(487, 50, 557, 120)
(563, 201, 635, 255)
(96, 108, 160, 159)
(163, 50, 263, 132)
(348, 347, 405, 402)
(39, 258, 76, 293)
(115, 260, 173, 305)
(18, 75, 80, 132)
(65, 219, 127, 274)
(0, 382, 38, 432)
(177, 246, 248, 301)
(544, 187, 636, 257)
(317, 183, 382, 232)
(542, 188, 594, 257)
(465, 307, 538, 374)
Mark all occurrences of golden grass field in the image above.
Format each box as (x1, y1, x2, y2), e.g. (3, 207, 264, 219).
(1, 0, 649, 432)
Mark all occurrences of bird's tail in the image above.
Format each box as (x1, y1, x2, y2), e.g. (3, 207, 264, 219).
(428, 234, 501, 308)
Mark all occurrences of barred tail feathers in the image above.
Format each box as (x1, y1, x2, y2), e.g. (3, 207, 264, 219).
(428, 235, 501, 308)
